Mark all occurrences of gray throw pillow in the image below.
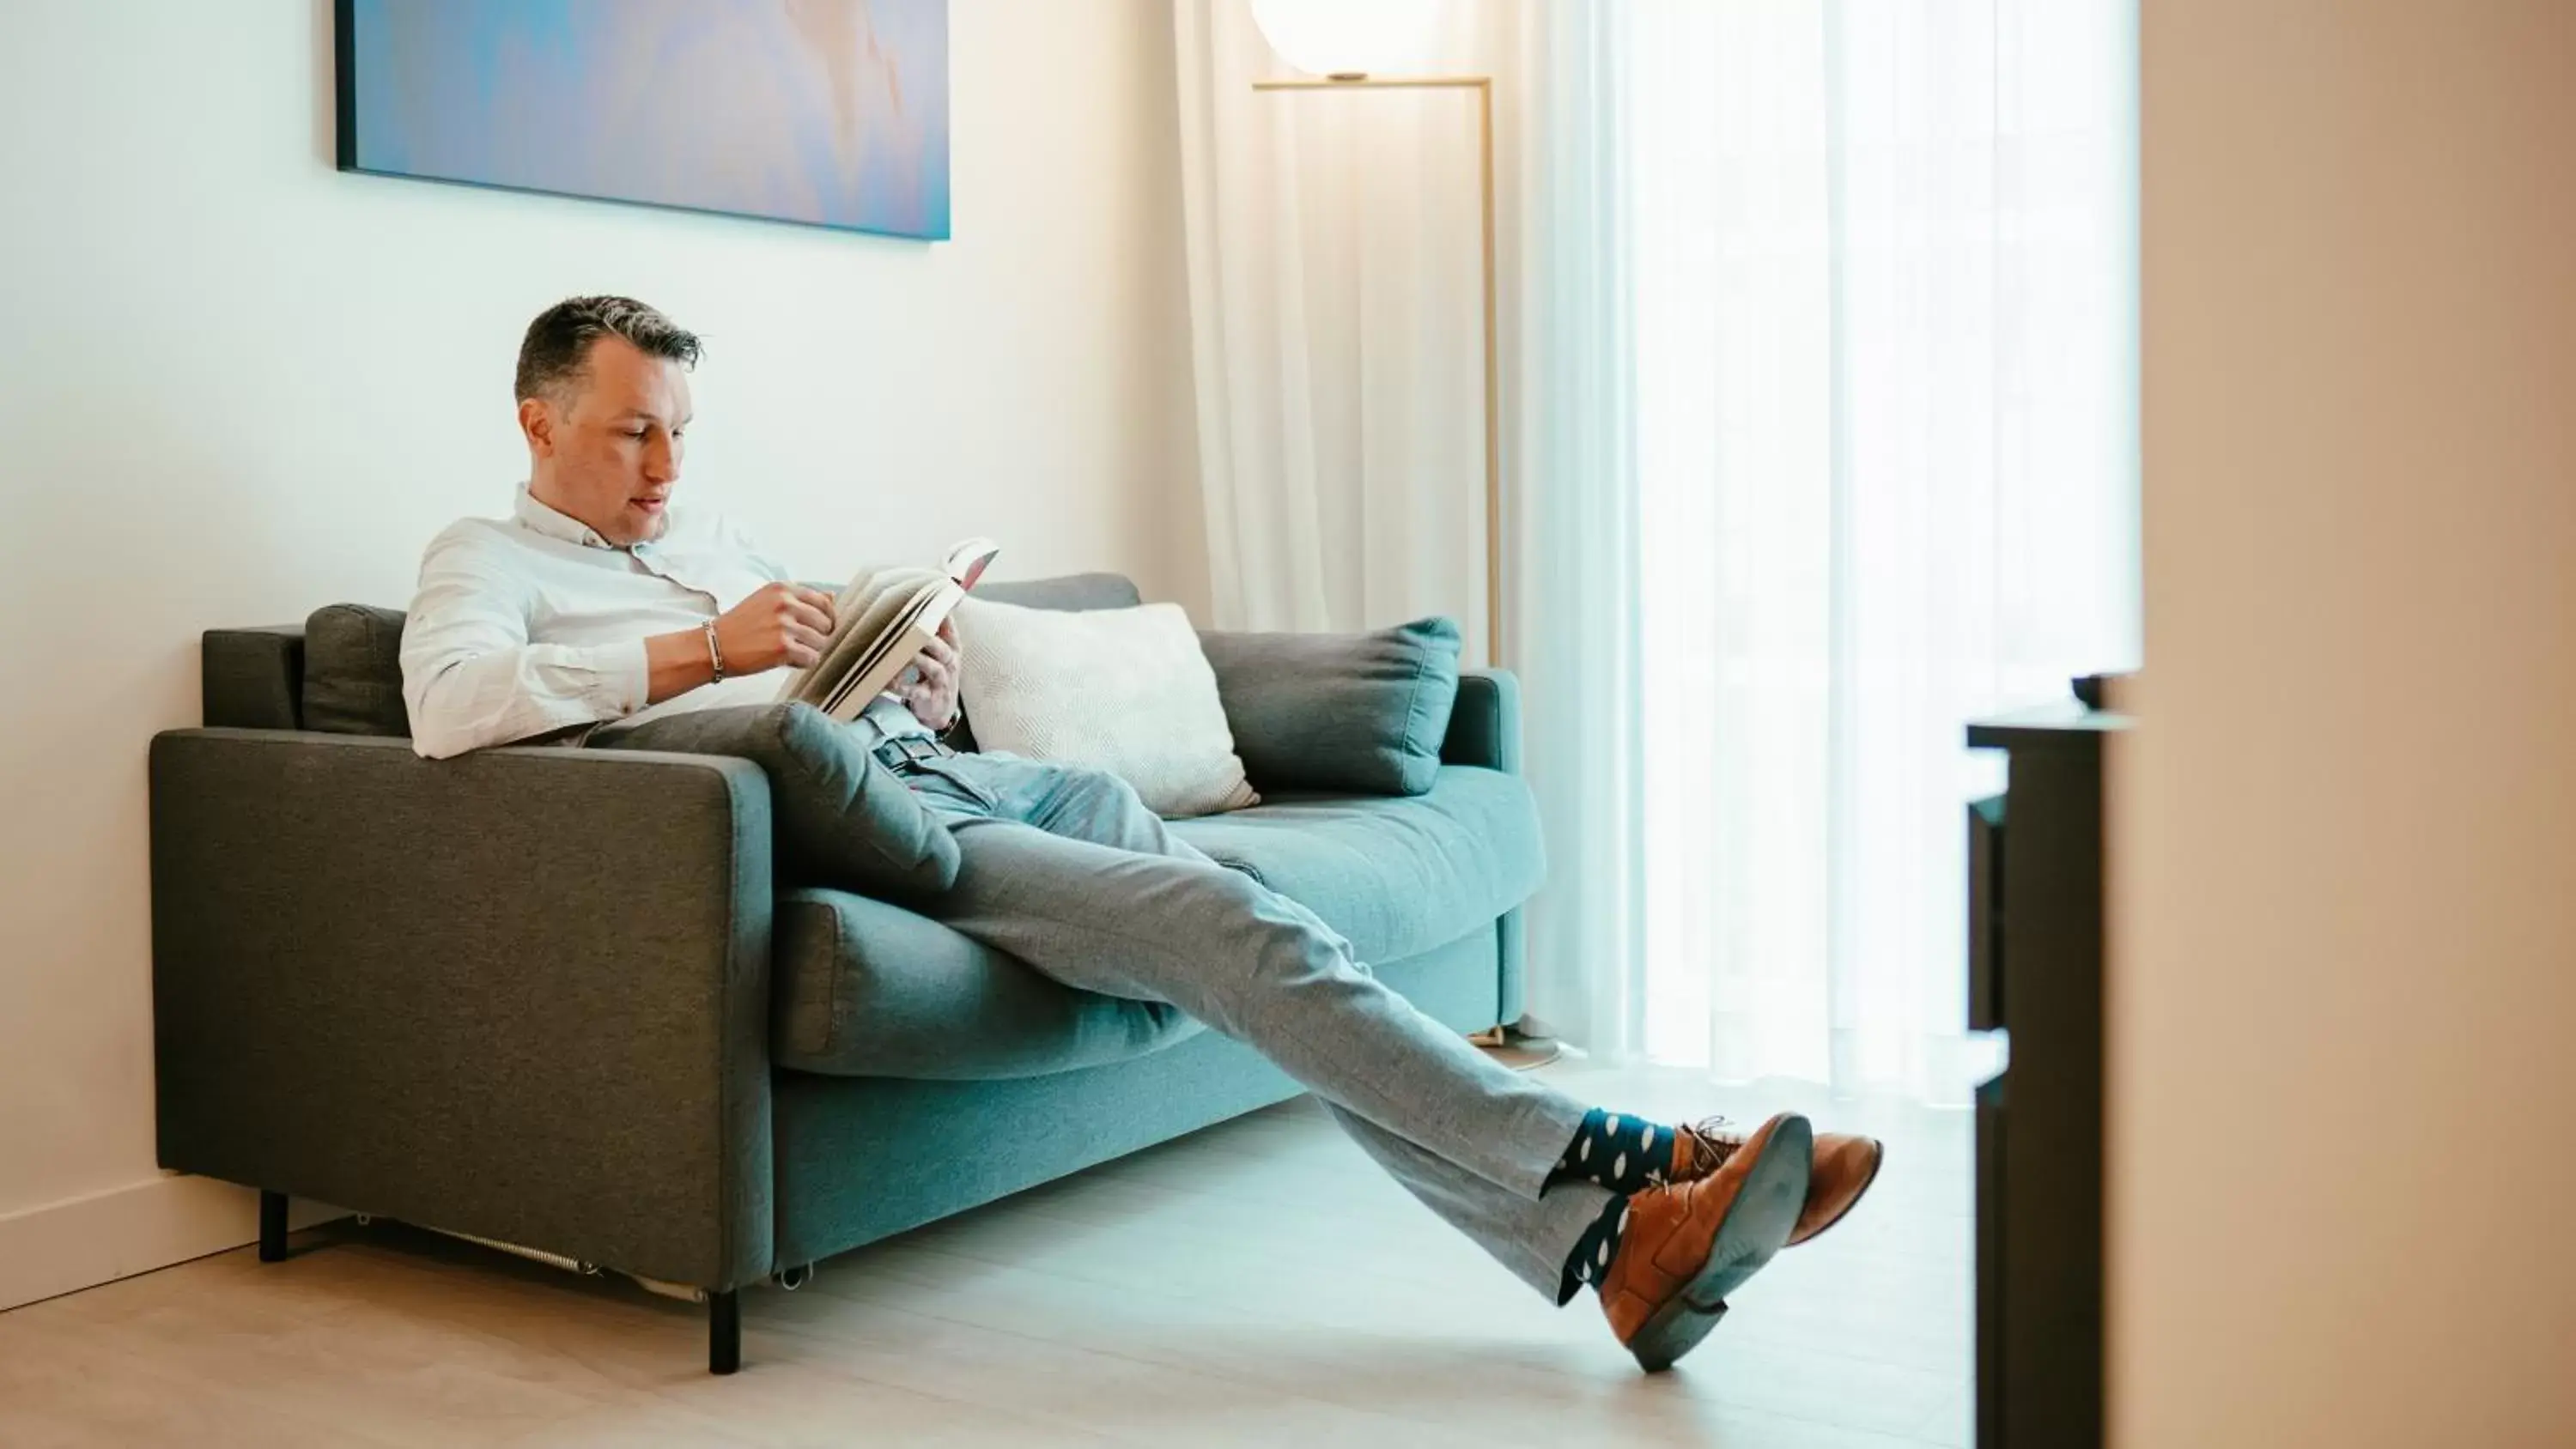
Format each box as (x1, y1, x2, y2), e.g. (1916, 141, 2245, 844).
(1197, 617, 1463, 797)
(301, 603, 412, 737)
(587, 702, 959, 898)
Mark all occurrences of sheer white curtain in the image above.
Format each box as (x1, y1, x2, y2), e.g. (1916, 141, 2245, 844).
(1171, 0, 1500, 658)
(1520, 0, 2138, 1102)
(1176, 1, 2138, 1105)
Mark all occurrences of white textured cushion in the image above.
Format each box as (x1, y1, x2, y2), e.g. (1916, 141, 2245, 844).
(954, 597, 1260, 818)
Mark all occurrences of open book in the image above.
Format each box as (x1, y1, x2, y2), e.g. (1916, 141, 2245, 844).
(775, 537, 1001, 724)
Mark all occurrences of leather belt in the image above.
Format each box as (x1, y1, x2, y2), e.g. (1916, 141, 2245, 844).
(872, 735, 954, 771)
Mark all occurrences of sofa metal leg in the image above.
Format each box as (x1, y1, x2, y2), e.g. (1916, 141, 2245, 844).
(258, 1190, 289, 1262)
(709, 1289, 741, 1374)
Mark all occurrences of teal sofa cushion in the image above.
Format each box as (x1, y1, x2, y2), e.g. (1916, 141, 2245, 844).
(1170, 765, 1546, 964)
(301, 603, 412, 737)
(1199, 617, 1462, 796)
(769, 765, 1544, 1080)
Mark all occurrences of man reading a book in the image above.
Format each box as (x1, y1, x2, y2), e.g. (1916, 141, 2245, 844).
(400, 296, 1881, 1372)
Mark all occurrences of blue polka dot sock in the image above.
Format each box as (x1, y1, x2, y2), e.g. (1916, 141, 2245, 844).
(1550, 1107, 1680, 1196)
(1556, 1192, 1633, 1305)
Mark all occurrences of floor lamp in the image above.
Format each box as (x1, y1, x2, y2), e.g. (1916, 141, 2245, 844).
(1248, 18, 1553, 1067)
(1247, 70, 1505, 671)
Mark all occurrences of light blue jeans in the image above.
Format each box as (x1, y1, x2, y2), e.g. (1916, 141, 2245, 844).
(888, 746, 1616, 1300)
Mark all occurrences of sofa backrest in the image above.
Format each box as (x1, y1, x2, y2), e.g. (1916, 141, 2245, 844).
(202, 624, 307, 731)
(197, 572, 1146, 736)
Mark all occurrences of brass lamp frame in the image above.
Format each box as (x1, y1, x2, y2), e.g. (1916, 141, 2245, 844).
(1252, 75, 1504, 668)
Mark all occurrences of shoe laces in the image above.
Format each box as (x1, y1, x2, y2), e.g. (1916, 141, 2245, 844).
(1674, 1115, 1745, 1179)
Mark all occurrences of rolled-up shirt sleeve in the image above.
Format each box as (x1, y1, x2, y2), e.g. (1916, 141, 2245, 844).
(399, 527, 651, 759)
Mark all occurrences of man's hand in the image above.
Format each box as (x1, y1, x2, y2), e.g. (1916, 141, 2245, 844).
(714, 582, 836, 674)
(643, 583, 834, 707)
(898, 618, 963, 731)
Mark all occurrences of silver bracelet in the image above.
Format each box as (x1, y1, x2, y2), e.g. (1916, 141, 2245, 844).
(702, 620, 725, 682)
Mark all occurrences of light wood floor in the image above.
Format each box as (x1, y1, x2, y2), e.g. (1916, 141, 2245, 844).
(0, 1060, 1971, 1447)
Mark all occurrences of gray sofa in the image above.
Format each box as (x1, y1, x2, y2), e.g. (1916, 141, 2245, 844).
(149, 573, 1541, 1373)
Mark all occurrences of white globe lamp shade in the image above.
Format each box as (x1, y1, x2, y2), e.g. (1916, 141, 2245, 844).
(1247, 0, 1443, 79)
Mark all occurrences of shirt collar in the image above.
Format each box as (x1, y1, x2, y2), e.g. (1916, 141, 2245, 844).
(513, 483, 617, 550)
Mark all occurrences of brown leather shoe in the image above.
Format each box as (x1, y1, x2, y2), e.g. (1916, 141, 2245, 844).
(1671, 1116, 1882, 1246)
(1598, 1112, 1812, 1373)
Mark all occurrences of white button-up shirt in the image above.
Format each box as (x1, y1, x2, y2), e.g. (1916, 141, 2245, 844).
(400, 485, 923, 759)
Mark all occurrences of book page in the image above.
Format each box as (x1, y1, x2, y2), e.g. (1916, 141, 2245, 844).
(777, 567, 929, 706)
(771, 538, 994, 714)
(821, 580, 963, 721)
(942, 537, 1000, 591)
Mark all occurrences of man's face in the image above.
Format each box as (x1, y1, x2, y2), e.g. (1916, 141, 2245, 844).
(520, 335, 693, 548)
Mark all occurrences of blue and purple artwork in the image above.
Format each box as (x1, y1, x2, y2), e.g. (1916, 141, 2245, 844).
(337, 0, 951, 240)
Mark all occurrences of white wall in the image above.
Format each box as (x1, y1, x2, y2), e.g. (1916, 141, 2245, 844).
(0, 0, 1202, 1308)
(2116, 2, 2576, 1442)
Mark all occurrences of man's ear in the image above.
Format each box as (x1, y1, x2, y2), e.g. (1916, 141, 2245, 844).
(518, 396, 557, 458)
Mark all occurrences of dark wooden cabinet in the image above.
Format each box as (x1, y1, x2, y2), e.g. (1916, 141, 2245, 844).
(1966, 698, 2124, 1448)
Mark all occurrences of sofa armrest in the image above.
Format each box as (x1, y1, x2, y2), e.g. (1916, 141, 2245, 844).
(1442, 668, 1522, 773)
(149, 729, 777, 1291)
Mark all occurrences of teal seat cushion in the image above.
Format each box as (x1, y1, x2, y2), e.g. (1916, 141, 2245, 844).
(1169, 765, 1546, 965)
(769, 765, 1545, 1081)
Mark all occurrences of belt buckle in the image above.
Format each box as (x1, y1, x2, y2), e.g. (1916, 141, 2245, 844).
(879, 734, 942, 769)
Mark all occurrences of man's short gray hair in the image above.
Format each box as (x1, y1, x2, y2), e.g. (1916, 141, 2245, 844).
(513, 295, 701, 403)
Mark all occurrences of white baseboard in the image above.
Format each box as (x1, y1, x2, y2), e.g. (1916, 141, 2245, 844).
(0, 1173, 347, 1313)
